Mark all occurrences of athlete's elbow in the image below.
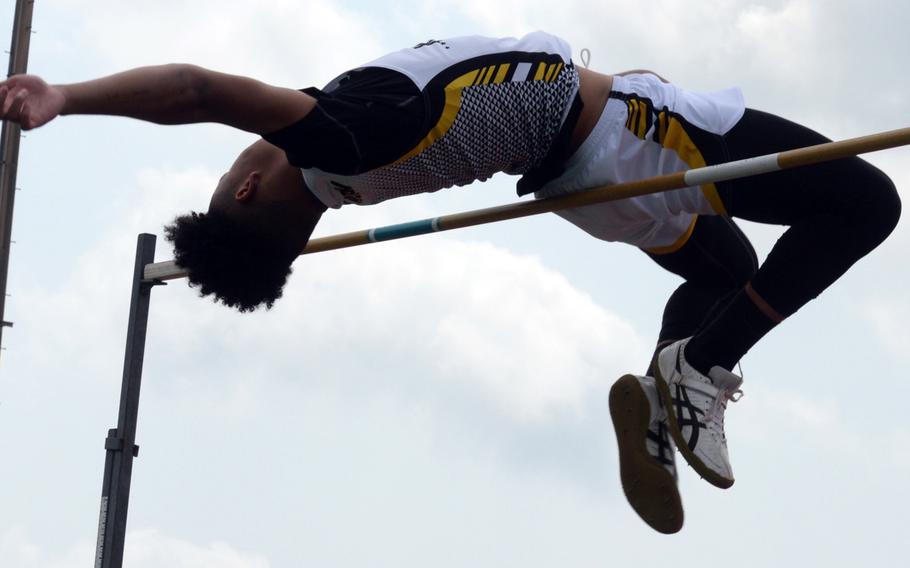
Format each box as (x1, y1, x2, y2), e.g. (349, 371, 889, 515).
(168, 64, 210, 117)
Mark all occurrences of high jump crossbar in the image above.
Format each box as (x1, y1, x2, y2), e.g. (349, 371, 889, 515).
(144, 126, 910, 282)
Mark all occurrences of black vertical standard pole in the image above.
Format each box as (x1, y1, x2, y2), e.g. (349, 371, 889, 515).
(0, 0, 37, 353)
(95, 234, 161, 568)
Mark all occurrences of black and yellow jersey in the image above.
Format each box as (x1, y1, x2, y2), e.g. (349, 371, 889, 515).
(263, 31, 580, 208)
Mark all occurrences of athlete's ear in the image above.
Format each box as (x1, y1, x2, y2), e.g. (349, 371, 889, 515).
(235, 171, 262, 202)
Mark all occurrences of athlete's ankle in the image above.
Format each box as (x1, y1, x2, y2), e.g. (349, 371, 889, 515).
(647, 338, 677, 376)
(682, 341, 715, 377)
(745, 282, 785, 323)
(682, 285, 780, 377)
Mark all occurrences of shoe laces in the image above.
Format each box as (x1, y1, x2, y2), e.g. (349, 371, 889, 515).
(711, 387, 743, 440)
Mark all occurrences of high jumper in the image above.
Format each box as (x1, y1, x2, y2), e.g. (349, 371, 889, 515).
(0, 31, 902, 534)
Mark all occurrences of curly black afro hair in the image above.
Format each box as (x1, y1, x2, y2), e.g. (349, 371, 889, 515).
(164, 210, 300, 312)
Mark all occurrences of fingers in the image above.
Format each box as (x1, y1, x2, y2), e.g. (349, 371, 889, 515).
(1, 85, 31, 125)
(1, 76, 60, 130)
(1, 83, 17, 116)
(9, 88, 29, 115)
(20, 101, 33, 130)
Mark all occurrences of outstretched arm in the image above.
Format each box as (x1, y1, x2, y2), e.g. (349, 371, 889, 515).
(0, 64, 315, 134)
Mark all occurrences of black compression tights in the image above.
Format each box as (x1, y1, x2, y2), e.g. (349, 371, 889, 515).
(647, 109, 901, 372)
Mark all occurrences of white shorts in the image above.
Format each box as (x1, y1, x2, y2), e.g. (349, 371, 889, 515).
(535, 73, 746, 251)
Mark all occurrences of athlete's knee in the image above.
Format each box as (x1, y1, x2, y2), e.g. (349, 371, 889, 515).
(856, 165, 901, 249)
(716, 218, 758, 287)
(871, 170, 901, 238)
(644, 215, 757, 290)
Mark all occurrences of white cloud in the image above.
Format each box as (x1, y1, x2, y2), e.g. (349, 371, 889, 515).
(168, 236, 648, 422)
(16, 166, 648, 424)
(126, 529, 270, 568)
(889, 429, 910, 470)
(0, 528, 41, 568)
(731, 383, 910, 475)
(860, 298, 910, 361)
(735, 1, 819, 78)
(734, 386, 840, 441)
(37, 0, 910, 143)
(427, 241, 644, 419)
(779, 392, 838, 429)
(52, 0, 386, 86)
(0, 528, 268, 568)
(12, 167, 215, 383)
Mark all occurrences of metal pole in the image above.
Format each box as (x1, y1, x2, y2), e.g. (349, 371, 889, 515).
(0, 0, 36, 353)
(95, 234, 160, 568)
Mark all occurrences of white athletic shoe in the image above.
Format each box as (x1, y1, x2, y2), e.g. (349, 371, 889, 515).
(654, 339, 743, 489)
(609, 374, 683, 534)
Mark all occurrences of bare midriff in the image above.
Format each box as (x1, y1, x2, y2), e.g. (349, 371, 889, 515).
(569, 67, 614, 155)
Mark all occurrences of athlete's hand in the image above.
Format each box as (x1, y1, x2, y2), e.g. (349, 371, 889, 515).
(0, 74, 66, 130)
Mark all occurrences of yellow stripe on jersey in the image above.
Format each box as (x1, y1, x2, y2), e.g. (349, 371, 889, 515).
(660, 117, 727, 215)
(473, 66, 488, 86)
(552, 63, 564, 81)
(657, 110, 669, 143)
(478, 66, 495, 85)
(544, 63, 556, 81)
(637, 101, 648, 138)
(494, 64, 510, 84)
(625, 99, 650, 139)
(396, 69, 480, 163)
(395, 58, 565, 166)
(626, 100, 639, 134)
(619, 98, 727, 215)
(483, 65, 496, 84)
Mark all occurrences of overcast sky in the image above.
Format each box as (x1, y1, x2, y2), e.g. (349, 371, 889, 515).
(1, 1, 908, 567)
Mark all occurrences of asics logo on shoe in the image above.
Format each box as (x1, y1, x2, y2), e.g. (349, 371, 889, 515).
(672, 349, 707, 449)
(646, 421, 675, 466)
(672, 384, 706, 450)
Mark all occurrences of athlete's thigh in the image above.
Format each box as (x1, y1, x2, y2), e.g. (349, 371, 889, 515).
(717, 109, 882, 224)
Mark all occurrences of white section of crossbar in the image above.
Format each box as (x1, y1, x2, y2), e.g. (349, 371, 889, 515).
(683, 154, 781, 187)
(143, 260, 185, 281)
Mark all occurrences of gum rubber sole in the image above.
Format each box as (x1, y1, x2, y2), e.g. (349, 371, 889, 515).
(609, 374, 683, 534)
(653, 365, 735, 490)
